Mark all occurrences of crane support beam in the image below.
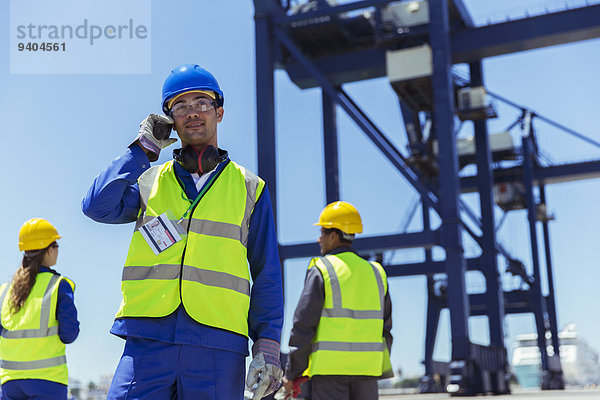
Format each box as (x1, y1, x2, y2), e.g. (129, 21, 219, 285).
(460, 159, 600, 193)
(417, 291, 560, 316)
(452, 5, 600, 63)
(384, 257, 481, 277)
(470, 292, 532, 316)
(279, 230, 439, 260)
(284, 5, 600, 89)
(470, 292, 558, 317)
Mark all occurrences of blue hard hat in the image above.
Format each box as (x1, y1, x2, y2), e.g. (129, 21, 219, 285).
(162, 64, 224, 113)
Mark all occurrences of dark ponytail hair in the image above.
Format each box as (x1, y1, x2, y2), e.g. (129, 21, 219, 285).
(8, 242, 55, 314)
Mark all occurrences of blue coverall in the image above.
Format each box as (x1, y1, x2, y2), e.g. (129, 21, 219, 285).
(0, 267, 80, 400)
(81, 145, 283, 400)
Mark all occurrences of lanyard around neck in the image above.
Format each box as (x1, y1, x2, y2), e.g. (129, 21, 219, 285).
(177, 170, 220, 224)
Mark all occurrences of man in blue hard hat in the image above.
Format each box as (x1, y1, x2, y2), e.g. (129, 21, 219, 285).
(82, 64, 284, 400)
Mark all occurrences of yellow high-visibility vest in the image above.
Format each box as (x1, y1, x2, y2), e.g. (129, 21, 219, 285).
(0, 272, 74, 385)
(305, 252, 391, 377)
(117, 160, 265, 336)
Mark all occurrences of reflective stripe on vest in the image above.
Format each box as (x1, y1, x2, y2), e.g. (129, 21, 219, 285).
(0, 275, 59, 339)
(0, 273, 72, 385)
(117, 160, 264, 336)
(136, 218, 244, 244)
(312, 341, 384, 352)
(182, 265, 250, 296)
(122, 264, 181, 280)
(1, 356, 66, 370)
(318, 256, 384, 320)
(306, 253, 387, 377)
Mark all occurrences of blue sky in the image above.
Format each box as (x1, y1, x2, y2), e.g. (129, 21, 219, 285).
(1, 0, 599, 384)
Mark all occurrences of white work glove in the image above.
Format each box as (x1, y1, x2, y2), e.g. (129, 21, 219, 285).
(246, 339, 283, 400)
(132, 114, 176, 161)
(246, 353, 283, 399)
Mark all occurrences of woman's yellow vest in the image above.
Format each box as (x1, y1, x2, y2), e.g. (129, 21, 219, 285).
(0, 272, 75, 385)
(116, 160, 264, 337)
(305, 252, 392, 377)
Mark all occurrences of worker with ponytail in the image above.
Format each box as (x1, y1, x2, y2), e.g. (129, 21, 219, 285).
(0, 218, 79, 400)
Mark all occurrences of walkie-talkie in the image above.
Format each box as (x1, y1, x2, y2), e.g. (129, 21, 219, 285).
(153, 121, 173, 140)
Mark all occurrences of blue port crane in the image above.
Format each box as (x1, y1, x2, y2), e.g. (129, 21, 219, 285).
(253, 0, 600, 395)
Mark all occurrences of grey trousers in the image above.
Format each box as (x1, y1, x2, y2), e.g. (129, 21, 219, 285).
(310, 376, 378, 400)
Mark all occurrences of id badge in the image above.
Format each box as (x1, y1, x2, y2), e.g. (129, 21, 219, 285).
(139, 213, 183, 255)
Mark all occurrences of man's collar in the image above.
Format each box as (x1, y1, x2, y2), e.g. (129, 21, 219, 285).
(326, 246, 356, 256)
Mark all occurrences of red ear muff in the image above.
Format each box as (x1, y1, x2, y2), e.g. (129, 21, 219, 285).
(196, 146, 208, 174)
(173, 145, 228, 175)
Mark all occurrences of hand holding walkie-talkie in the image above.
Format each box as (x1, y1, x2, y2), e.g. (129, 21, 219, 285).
(133, 114, 176, 161)
(152, 120, 172, 141)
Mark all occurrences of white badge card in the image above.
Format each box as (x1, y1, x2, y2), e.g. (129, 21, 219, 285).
(139, 213, 183, 255)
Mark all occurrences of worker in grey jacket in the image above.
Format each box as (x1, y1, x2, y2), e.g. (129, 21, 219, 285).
(281, 201, 393, 400)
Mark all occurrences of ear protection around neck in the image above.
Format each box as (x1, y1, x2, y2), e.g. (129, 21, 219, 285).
(173, 145, 228, 174)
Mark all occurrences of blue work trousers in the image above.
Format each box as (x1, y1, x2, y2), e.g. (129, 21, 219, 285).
(1, 379, 67, 400)
(107, 337, 246, 400)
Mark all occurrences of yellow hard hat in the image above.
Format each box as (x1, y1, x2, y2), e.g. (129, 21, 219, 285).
(18, 218, 61, 251)
(314, 201, 363, 234)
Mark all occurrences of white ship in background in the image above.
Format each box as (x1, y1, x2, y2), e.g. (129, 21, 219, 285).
(512, 324, 600, 387)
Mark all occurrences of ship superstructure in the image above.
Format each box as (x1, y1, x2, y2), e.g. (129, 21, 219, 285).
(513, 325, 600, 388)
